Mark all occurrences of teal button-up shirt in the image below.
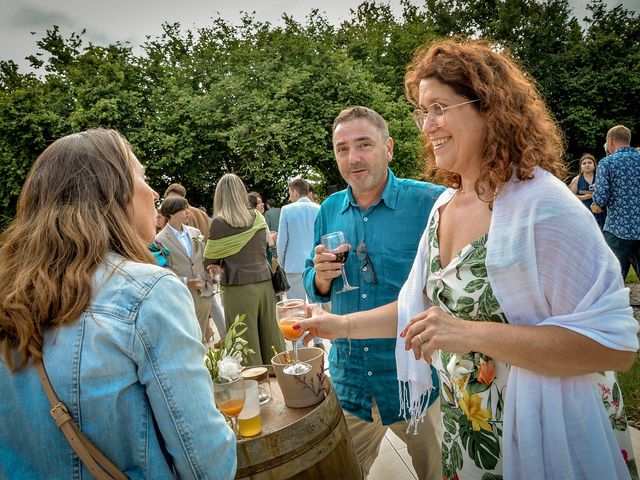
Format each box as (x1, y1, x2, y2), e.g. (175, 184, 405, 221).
(303, 169, 444, 424)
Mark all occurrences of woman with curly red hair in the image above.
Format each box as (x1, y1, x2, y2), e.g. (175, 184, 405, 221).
(297, 38, 638, 479)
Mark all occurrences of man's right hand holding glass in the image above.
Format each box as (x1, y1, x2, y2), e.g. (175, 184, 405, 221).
(312, 244, 349, 295)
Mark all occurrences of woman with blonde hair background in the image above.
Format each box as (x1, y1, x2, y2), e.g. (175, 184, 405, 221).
(298, 38, 638, 479)
(0, 128, 235, 478)
(205, 173, 284, 366)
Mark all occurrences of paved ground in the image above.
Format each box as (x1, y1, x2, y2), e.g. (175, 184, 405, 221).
(368, 427, 640, 479)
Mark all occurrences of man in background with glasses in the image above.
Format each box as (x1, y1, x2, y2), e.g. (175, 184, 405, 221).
(303, 106, 445, 480)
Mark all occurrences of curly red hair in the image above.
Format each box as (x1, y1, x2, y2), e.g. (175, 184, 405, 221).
(405, 38, 566, 197)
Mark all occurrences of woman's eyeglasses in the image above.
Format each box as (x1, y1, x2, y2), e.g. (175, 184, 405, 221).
(356, 240, 377, 284)
(412, 99, 480, 129)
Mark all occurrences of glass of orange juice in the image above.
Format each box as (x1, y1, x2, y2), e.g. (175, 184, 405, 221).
(276, 299, 312, 375)
(213, 376, 245, 438)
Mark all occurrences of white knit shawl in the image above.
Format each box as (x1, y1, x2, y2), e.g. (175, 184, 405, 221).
(396, 168, 639, 479)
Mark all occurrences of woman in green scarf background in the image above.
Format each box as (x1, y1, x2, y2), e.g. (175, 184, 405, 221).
(204, 173, 285, 365)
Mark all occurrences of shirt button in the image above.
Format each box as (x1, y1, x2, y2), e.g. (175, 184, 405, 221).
(363, 266, 368, 272)
(362, 293, 367, 299)
(364, 347, 369, 352)
(367, 371, 373, 376)
(363, 217, 368, 222)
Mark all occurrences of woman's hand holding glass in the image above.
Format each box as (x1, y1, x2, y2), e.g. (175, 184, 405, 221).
(276, 299, 312, 375)
(293, 305, 349, 344)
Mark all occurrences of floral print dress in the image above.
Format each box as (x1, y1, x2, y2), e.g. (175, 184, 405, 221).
(425, 208, 637, 480)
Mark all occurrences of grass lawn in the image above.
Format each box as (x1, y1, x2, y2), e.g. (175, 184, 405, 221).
(620, 271, 639, 426)
(619, 354, 640, 426)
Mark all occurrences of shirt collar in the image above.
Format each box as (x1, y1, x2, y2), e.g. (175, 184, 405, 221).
(614, 146, 635, 154)
(340, 168, 398, 213)
(295, 197, 312, 203)
(168, 223, 188, 238)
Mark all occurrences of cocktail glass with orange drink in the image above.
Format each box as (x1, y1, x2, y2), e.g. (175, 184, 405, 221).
(213, 376, 245, 438)
(276, 299, 312, 375)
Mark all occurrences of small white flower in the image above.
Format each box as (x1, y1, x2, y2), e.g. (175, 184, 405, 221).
(193, 234, 205, 244)
(217, 356, 241, 381)
(446, 354, 474, 381)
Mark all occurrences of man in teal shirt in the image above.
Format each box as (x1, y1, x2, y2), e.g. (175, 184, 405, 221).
(303, 106, 444, 479)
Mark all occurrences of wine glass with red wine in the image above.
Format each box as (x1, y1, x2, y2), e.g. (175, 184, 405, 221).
(321, 231, 359, 294)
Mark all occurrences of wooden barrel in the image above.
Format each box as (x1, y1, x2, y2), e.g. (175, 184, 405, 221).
(236, 378, 362, 479)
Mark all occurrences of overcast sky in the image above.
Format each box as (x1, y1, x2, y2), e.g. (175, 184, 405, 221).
(1, 0, 637, 72)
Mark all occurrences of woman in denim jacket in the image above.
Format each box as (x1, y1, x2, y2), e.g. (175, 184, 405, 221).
(0, 129, 236, 479)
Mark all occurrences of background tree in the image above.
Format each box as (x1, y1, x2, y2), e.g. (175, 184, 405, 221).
(136, 13, 423, 208)
(0, 0, 638, 225)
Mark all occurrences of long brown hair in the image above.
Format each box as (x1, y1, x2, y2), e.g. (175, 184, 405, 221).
(0, 128, 154, 370)
(405, 38, 566, 197)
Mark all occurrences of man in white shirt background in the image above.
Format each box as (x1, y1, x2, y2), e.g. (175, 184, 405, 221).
(277, 178, 321, 301)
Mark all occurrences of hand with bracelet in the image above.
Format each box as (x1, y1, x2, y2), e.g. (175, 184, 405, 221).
(294, 301, 399, 344)
(294, 304, 349, 343)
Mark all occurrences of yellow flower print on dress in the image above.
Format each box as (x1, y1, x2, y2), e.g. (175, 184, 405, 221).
(459, 389, 492, 432)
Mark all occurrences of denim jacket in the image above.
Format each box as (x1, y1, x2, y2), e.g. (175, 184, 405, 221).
(0, 254, 236, 479)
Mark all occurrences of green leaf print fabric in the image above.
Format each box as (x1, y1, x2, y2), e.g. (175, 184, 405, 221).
(425, 210, 637, 480)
